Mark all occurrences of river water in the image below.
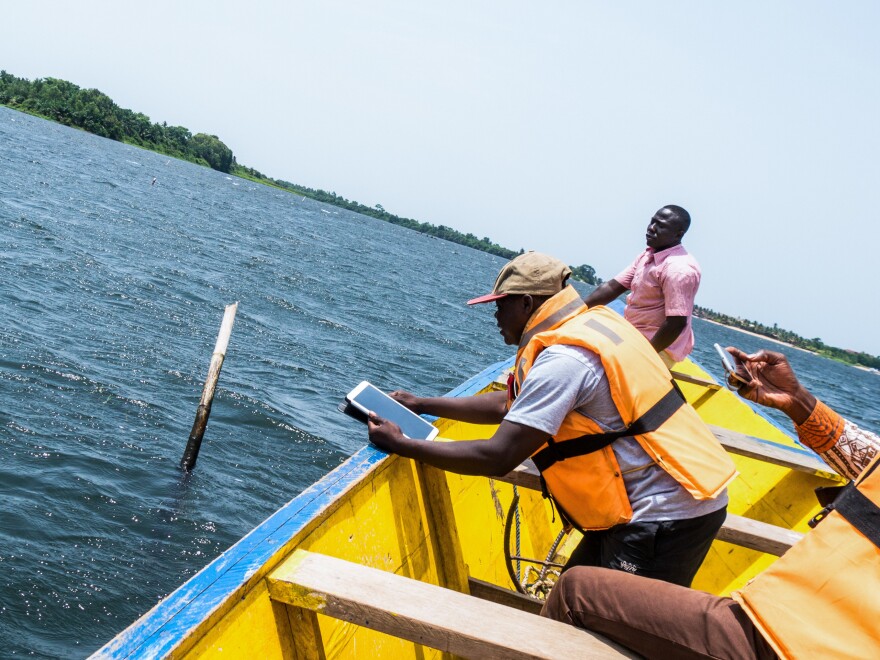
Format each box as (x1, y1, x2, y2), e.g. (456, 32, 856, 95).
(1, 106, 877, 658)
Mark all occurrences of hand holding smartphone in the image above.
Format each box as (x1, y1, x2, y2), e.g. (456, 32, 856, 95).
(713, 343, 750, 389)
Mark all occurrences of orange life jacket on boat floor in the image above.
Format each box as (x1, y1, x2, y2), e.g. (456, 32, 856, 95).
(512, 286, 737, 531)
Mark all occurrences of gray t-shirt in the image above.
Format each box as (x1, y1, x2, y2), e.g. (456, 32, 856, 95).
(504, 344, 727, 522)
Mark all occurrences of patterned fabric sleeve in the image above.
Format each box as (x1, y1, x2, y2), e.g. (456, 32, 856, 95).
(795, 399, 880, 480)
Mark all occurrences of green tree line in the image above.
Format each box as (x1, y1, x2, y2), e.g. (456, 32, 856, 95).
(694, 305, 880, 369)
(0, 71, 233, 172)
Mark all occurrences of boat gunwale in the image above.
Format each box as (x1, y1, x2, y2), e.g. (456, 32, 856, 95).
(91, 359, 512, 658)
(93, 344, 815, 658)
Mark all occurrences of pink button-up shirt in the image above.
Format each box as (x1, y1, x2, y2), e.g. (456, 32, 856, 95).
(615, 244, 701, 363)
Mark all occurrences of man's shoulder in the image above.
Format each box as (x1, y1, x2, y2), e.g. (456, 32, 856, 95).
(660, 246, 700, 273)
(534, 344, 603, 371)
(525, 345, 604, 388)
(519, 345, 607, 407)
(657, 243, 694, 258)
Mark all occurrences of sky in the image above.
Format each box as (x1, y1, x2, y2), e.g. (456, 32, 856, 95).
(3, 1, 879, 355)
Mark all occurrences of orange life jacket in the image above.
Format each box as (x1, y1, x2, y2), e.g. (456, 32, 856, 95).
(733, 452, 880, 659)
(512, 286, 737, 531)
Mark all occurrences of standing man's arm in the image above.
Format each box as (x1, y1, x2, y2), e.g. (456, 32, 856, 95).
(584, 279, 627, 307)
(654, 263, 699, 353)
(650, 316, 688, 353)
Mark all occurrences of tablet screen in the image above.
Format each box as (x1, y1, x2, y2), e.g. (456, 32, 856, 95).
(346, 381, 439, 441)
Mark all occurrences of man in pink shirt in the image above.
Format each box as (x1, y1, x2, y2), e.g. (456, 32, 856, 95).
(584, 205, 700, 365)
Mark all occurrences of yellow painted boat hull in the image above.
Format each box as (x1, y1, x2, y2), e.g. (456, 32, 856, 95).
(92, 356, 838, 659)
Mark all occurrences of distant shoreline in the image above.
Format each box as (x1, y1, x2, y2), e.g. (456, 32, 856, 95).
(3, 74, 876, 364)
(699, 318, 817, 354)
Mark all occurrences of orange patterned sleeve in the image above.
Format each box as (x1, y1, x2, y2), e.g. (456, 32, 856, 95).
(796, 399, 879, 480)
(795, 399, 844, 454)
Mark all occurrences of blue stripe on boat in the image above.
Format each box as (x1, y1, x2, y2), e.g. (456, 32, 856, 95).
(93, 350, 810, 658)
(92, 360, 510, 658)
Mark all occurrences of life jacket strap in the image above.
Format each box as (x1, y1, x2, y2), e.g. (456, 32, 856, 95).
(538, 472, 577, 528)
(809, 459, 880, 547)
(532, 382, 686, 473)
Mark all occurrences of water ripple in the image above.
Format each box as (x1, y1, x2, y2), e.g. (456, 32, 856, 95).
(1, 104, 877, 657)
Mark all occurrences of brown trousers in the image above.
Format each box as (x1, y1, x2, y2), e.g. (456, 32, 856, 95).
(541, 567, 779, 660)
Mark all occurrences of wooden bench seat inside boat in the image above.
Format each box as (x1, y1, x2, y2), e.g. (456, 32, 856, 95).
(706, 424, 835, 478)
(499, 461, 805, 556)
(267, 550, 639, 660)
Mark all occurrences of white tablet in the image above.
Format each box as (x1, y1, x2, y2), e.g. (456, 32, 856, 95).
(345, 381, 439, 441)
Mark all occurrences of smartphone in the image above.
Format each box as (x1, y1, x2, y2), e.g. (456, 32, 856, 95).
(344, 381, 440, 441)
(713, 343, 749, 386)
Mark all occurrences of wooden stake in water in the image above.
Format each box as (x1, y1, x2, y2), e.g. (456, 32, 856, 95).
(180, 303, 238, 472)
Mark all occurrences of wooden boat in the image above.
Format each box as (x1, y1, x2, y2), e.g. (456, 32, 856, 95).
(92, 351, 841, 659)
